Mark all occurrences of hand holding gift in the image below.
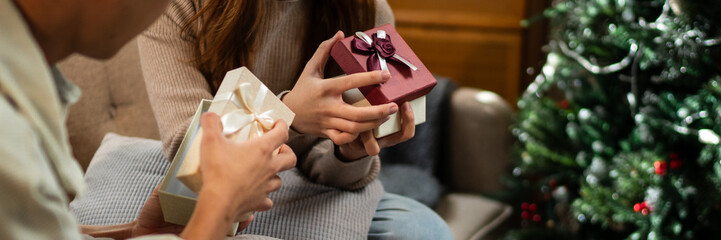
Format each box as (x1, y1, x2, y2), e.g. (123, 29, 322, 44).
(337, 101, 416, 159)
(332, 24, 436, 106)
(283, 31, 400, 147)
(159, 68, 295, 235)
(181, 113, 296, 240)
(199, 113, 294, 216)
(177, 67, 296, 193)
(330, 24, 437, 156)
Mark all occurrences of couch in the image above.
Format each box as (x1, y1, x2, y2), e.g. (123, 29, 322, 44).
(59, 38, 515, 240)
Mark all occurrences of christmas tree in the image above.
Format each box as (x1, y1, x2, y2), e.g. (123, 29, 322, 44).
(505, 0, 721, 239)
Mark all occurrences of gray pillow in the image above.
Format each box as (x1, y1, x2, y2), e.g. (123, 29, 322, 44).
(70, 133, 169, 225)
(70, 133, 383, 239)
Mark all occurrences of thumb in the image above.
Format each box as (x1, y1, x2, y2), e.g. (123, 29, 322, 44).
(303, 31, 345, 78)
(257, 120, 289, 150)
(200, 112, 225, 146)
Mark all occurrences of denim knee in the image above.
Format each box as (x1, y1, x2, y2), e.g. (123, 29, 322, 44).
(368, 193, 453, 240)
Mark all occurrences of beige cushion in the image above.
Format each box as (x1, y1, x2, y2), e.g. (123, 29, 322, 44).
(435, 193, 511, 240)
(447, 88, 514, 193)
(58, 39, 159, 170)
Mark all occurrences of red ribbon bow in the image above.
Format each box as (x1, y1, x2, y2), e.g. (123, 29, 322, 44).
(352, 30, 418, 72)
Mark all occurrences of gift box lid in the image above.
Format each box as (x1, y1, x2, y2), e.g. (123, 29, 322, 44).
(158, 100, 240, 235)
(159, 100, 209, 226)
(331, 24, 437, 106)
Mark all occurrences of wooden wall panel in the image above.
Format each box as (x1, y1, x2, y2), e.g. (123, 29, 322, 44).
(388, 0, 530, 104)
(391, 0, 525, 29)
(397, 27, 521, 102)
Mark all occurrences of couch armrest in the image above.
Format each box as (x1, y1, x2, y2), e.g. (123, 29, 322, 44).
(445, 87, 514, 194)
(436, 193, 512, 240)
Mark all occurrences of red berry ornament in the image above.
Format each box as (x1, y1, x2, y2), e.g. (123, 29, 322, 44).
(641, 208, 650, 216)
(669, 153, 682, 170)
(654, 160, 667, 175)
(670, 159, 682, 169)
(521, 211, 531, 219)
(521, 202, 529, 210)
(521, 202, 541, 222)
(633, 202, 650, 215)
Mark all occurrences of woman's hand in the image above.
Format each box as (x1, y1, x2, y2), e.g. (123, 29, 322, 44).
(337, 101, 416, 160)
(283, 31, 399, 145)
(181, 113, 296, 240)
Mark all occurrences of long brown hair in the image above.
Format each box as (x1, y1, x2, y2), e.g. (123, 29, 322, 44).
(184, 0, 376, 92)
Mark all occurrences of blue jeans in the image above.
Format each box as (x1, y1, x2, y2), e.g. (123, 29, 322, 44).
(368, 193, 454, 240)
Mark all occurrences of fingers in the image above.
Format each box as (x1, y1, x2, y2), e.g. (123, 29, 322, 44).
(336, 103, 398, 122)
(360, 131, 381, 156)
(304, 31, 345, 78)
(266, 175, 283, 193)
(326, 117, 389, 135)
(345, 137, 365, 152)
(329, 70, 391, 93)
(274, 145, 296, 172)
(248, 198, 274, 213)
(255, 120, 290, 151)
(323, 129, 358, 145)
(200, 112, 225, 146)
(150, 186, 160, 198)
(277, 143, 293, 154)
(398, 102, 415, 140)
(378, 102, 415, 147)
(236, 214, 254, 232)
(258, 198, 274, 212)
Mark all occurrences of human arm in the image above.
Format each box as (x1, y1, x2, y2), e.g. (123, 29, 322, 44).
(138, 0, 398, 190)
(282, 31, 397, 147)
(281, 0, 404, 156)
(278, 0, 407, 187)
(181, 114, 295, 240)
(283, 30, 416, 157)
(138, 0, 213, 160)
(282, 32, 418, 189)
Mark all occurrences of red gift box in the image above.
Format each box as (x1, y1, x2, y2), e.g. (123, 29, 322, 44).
(331, 24, 437, 106)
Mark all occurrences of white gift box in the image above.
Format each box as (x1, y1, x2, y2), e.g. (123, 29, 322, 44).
(159, 67, 294, 233)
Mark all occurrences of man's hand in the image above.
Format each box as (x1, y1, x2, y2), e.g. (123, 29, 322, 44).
(181, 113, 296, 240)
(337, 101, 416, 160)
(283, 31, 398, 145)
(198, 112, 296, 218)
(81, 187, 183, 239)
(131, 187, 184, 237)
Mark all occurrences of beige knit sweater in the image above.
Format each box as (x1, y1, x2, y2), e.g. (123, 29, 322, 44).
(138, 0, 394, 189)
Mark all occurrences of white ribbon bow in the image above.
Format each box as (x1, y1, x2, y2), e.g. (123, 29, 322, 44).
(355, 30, 418, 72)
(219, 83, 275, 140)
